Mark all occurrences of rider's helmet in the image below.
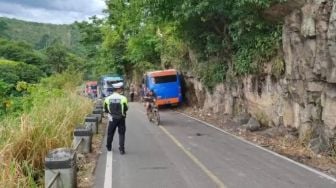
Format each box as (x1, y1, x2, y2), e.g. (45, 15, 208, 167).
(148, 89, 155, 96)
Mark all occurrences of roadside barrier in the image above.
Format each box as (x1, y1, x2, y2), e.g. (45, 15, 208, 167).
(46, 171, 60, 188)
(95, 99, 103, 107)
(45, 148, 77, 188)
(85, 115, 99, 134)
(45, 100, 104, 187)
(95, 103, 103, 108)
(92, 108, 103, 123)
(73, 127, 92, 153)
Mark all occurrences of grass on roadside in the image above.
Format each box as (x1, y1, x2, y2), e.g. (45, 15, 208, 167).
(0, 72, 93, 187)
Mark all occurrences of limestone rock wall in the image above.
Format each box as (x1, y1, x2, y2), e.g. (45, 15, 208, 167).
(183, 0, 336, 153)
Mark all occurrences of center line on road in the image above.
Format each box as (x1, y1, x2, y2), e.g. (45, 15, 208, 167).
(104, 151, 113, 188)
(177, 111, 336, 183)
(160, 126, 227, 188)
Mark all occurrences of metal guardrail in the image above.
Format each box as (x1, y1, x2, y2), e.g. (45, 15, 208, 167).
(74, 138, 84, 151)
(47, 172, 60, 188)
(45, 102, 100, 187)
(46, 138, 83, 187)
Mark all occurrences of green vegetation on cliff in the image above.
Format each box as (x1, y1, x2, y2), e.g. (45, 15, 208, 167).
(77, 0, 284, 89)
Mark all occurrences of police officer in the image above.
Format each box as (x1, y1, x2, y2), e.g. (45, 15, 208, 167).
(104, 82, 128, 154)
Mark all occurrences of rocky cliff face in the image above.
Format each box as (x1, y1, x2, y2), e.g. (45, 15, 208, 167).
(183, 0, 336, 153)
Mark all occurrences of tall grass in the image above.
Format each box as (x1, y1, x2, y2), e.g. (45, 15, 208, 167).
(0, 72, 93, 187)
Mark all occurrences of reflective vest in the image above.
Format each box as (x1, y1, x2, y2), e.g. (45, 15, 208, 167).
(104, 92, 128, 119)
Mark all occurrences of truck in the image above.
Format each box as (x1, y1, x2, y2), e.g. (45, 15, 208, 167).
(85, 81, 98, 98)
(97, 74, 124, 98)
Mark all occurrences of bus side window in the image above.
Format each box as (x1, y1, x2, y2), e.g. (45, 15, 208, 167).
(145, 75, 149, 87)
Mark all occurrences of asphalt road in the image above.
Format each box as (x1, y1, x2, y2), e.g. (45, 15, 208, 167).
(94, 103, 336, 188)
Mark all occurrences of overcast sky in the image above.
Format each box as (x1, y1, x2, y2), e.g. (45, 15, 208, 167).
(0, 0, 106, 24)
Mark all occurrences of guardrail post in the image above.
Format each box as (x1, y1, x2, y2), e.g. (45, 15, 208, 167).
(95, 106, 104, 112)
(45, 148, 76, 188)
(85, 115, 98, 134)
(95, 99, 103, 107)
(73, 127, 92, 153)
(94, 106, 103, 113)
(92, 109, 103, 123)
(95, 104, 103, 108)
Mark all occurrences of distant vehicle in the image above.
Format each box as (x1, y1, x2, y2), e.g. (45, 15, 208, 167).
(144, 69, 182, 106)
(97, 74, 124, 98)
(85, 81, 97, 98)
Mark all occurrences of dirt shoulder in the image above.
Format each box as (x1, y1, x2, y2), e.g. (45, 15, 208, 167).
(176, 106, 336, 178)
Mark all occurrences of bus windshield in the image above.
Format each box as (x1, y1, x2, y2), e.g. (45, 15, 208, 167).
(154, 75, 177, 84)
(107, 80, 123, 85)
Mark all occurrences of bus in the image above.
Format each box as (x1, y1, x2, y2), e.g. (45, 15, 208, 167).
(144, 69, 182, 106)
(97, 74, 124, 98)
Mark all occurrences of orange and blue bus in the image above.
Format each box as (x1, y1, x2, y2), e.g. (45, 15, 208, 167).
(144, 69, 182, 106)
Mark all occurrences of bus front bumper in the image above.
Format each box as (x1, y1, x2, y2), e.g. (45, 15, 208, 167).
(156, 98, 179, 106)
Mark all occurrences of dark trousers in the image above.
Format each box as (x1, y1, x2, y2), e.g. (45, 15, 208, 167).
(130, 93, 134, 102)
(106, 118, 126, 150)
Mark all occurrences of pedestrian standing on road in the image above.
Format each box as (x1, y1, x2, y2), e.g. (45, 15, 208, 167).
(129, 84, 135, 102)
(140, 84, 145, 102)
(104, 82, 128, 154)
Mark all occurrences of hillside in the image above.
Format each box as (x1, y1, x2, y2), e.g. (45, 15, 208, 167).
(0, 18, 87, 117)
(0, 17, 82, 52)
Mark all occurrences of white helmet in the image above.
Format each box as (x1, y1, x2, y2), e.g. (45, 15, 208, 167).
(112, 82, 124, 89)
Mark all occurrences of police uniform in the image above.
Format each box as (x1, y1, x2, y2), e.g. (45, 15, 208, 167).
(104, 82, 128, 154)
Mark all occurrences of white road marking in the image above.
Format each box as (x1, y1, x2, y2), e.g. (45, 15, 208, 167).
(160, 126, 227, 188)
(177, 111, 336, 183)
(103, 104, 141, 188)
(104, 151, 113, 188)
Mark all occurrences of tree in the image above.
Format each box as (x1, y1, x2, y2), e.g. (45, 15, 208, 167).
(0, 38, 44, 65)
(78, 0, 282, 88)
(35, 34, 51, 49)
(76, 16, 103, 58)
(0, 79, 12, 115)
(0, 61, 44, 84)
(144, 0, 282, 75)
(46, 41, 70, 73)
(45, 39, 84, 74)
(0, 20, 8, 38)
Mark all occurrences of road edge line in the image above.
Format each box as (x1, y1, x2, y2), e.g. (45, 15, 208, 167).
(176, 111, 336, 183)
(104, 151, 113, 188)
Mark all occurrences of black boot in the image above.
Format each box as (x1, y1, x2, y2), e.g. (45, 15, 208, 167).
(119, 147, 125, 155)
